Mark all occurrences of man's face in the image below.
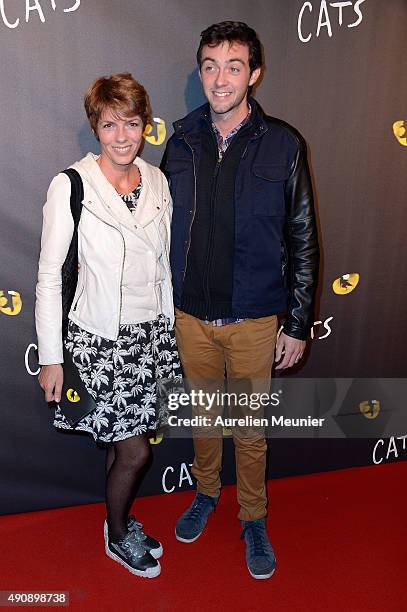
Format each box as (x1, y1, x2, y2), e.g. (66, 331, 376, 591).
(199, 41, 260, 118)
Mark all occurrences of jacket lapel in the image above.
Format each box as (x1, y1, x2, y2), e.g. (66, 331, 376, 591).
(74, 153, 168, 233)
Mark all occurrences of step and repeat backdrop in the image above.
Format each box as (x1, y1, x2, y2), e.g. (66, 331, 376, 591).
(1, 0, 406, 514)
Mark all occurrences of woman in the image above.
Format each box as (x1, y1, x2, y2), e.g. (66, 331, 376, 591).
(35, 73, 181, 578)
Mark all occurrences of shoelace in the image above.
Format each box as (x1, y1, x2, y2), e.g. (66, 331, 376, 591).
(129, 518, 147, 542)
(241, 522, 268, 558)
(132, 528, 147, 543)
(121, 534, 146, 560)
(185, 497, 210, 522)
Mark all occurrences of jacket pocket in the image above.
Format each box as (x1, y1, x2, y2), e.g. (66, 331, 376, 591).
(252, 164, 289, 216)
(72, 264, 86, 313)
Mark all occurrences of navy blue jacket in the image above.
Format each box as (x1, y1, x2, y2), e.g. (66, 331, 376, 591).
(161, 98, 319, 340)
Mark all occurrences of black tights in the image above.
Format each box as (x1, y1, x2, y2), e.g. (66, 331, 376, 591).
(105, 435, 151, 542)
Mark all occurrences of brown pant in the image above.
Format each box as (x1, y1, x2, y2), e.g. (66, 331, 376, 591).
(175, 309, 278, 521)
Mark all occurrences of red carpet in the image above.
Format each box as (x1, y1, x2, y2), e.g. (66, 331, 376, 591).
(0, 462, 406, 611)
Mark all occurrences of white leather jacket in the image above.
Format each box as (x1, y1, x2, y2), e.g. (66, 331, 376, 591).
(35, 153, 174, 365)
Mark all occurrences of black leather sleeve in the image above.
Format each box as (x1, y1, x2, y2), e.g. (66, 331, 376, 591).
(283, 137, 319, 340)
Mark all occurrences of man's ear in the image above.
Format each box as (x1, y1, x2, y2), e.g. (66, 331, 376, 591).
(249, 67, 261, 88)
(198, 68, 202, 83)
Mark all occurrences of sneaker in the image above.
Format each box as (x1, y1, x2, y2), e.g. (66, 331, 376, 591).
(105, 530, 161, 578)
(103, 518, 163, 559)
(240, 518, 276, 580)
(175, 492, 217, 543)
(128, 516, 163, 559)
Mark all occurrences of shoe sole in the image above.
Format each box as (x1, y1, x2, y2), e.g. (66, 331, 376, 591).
(248, 567, 276, 580)
(103, 521, 163, 559)
(175, 528, 203, 543)
(105, 541, 161, 578)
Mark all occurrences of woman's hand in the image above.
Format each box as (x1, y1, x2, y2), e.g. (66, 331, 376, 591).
(38, 364, 64, 403)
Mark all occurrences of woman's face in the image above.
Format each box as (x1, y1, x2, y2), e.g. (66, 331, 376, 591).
(96, 108, 144, 170)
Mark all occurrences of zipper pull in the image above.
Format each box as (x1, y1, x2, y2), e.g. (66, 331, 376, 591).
(213, 160, 221, 178)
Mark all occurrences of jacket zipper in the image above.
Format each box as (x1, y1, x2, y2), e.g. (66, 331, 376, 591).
(72, 276, 85, 312)
(182, 138, 197, 284)
(203, 156, 221, 319)
(83, 203, 125, 338)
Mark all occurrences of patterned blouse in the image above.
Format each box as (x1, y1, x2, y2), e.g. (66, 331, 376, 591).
(118, 172, 142, 213)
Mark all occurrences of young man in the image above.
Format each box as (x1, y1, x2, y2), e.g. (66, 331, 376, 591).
(161, 21, 319, 579)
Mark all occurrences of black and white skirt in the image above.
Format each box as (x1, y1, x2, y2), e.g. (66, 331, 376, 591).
(54, 315, 182, 443)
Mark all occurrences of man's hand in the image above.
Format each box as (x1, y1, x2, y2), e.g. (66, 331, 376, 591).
(38, 364, 64, 403)
(275, 332, 306, 370)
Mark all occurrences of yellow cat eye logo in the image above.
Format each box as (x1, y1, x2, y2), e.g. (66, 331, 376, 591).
(223, 427, 233, 437)
(66, 388, 80, 403)
(149, 433, 164, 445)
(393, 121, 407, 146)
(0, 290, 22, 316)
(359, 400, 380, 420)
(144, 117, 166, 146)
(332, 273, 359, 295)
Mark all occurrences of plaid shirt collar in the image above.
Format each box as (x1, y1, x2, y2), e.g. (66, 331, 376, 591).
(211, 104, 252, 159)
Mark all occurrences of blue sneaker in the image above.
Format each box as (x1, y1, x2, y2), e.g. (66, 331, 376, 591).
(240, 519, 276, 579)
(175, 492, 217, 543)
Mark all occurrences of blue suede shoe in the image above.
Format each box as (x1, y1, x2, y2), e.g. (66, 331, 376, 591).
(241, 519, 276, 579)
(175, 492, 217, 543)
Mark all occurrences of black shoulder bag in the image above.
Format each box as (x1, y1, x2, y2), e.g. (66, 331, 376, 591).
(57, 169, 97, 426)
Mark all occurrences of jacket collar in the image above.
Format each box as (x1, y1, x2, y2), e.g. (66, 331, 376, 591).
(72, 153, 167, 230)
(173, 97, 269, 140)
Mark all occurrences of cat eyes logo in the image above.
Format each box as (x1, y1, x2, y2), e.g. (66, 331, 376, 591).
(144, 117, 166, 146)
(223, 427, 232, 437)
(66, 388, 80, 403)
(359, 400, 380, 419)
(0, 290, 22, 316)
(149, 432, 164, 445)
(393, 121, 407, 146)
(332, 273, 359, 295)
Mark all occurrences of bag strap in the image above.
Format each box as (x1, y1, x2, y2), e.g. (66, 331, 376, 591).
(61, 168, 84, 335)
(62, 168, 84, 226)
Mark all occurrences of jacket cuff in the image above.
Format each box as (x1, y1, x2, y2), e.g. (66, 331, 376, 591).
(38, 349, 64, 367)
(281, 320, 308, 341)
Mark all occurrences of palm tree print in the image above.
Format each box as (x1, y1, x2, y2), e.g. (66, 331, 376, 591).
(54, 316, 182, 443)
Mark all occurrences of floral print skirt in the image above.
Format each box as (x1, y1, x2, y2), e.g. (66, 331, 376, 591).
(54, 315, 182, 443)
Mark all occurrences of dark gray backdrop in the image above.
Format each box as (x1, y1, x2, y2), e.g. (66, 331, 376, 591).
(1, 0, 406, 514)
